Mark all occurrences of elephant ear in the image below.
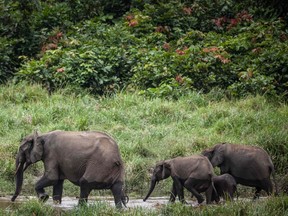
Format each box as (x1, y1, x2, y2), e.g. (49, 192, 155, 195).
(20, 137, 33, 152)
(162, 160, 172, 179)
(19, 135, 33, 163)
(30, 131, 44, 163)
(210, 144, 224, 167)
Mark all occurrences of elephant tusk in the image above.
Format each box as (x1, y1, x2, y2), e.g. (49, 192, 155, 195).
(14, 163, 21, 176)
(23, 162, 30, 171)
(125, 195, 129, 204)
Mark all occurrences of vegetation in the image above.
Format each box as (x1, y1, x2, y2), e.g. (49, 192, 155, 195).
(1, 196, 288, 215)
(0, 0, 288, 215)
(0, 84, 287, 214)
(1, 0, 288, 98)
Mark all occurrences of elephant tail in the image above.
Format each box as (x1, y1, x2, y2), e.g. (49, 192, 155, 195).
(211, 176, 218, 199)
(110, 160, 125, 184)
(207, 174, 219, 204)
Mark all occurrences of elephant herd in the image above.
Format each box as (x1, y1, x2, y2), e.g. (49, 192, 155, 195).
(11, 130, 278, 208)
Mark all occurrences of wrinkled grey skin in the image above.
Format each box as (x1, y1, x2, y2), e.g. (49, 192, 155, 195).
(211, 174, 237, 203)
(11, 130, 128, 208)
(202, 143, 278, 199)
(143, 155, 215, 204)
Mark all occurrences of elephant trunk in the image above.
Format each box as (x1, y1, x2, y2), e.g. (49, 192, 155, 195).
(11, 153, 27, 201)
(121, 194, 129, 207)
(143, 177, 157, 202)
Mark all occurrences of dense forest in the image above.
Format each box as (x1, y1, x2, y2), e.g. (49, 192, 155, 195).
(1, 0, 288, 98)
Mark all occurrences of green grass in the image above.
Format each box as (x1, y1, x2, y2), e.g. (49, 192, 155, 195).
(1, 196, 288, 216)
(0, 82, 287, 202)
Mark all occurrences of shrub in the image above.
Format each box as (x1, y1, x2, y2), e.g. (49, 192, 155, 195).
(0, 37, 18, 83)
(2, 0, 287, 98)
(17, 20, 136, 95)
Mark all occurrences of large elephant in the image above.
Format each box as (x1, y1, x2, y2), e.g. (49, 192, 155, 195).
(143, 155, 215, 204)
(211, 174, 237, 203)
(11, 130, 128, 208)
(202, 143, 278, 199)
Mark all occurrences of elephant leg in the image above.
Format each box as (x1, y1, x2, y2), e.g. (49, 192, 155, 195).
(229, 191, 234, 201)
(228, 186, 235, 201)
(78, 177, 93, 205)
(53, 179, 64, 204)
(205, 185, 214, 204)
(184, 178, 204, 204)
(111, 182, 124, 209)
(211, 189, 220, 203)
(263, 179, 273, 196)
(253, 187, 261, 200)
(172, 177, 185, 203)
(35, 175, 58, 202)
(169, 182, 177, 203)
(79, 187, 91, 205)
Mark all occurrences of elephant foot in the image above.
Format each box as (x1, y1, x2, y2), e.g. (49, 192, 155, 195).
(180, 200, 189, 205)
(168, 198, 176, 203)
(253, 193, 260, 200)
(53, 200, 61, 205)
(39, 193, 49, 202)
(197, 196, 204, 204)
(253, 196, 260, 201)
(78, 198, 88, 206)
(53, 195, 62, 204)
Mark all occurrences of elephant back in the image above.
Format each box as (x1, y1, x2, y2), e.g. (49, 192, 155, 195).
(171, 155, 214, 180)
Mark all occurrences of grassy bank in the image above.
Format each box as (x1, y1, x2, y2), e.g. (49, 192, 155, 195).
(0, 82, 287, 199)
(1, 196, 288, 216)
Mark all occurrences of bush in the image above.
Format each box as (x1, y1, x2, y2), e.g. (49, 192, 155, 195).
(2, 0, 288, 98)
(0, 37, 18, 83)
(16, 20, 136, 94)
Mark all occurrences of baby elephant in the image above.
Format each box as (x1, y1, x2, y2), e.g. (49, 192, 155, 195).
(212, 174, 237, 203)
(143, 155, 215, 204)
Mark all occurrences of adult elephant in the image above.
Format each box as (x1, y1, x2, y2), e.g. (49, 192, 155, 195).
(11, 130, 128, 208)
(202, 143, 278, 199)
(143, 155, 216, 204)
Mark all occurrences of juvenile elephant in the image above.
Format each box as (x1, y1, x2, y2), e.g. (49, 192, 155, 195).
(211, 174, 237, 203)
(202, 143, 278, 199)
(143, 155, 215, 204)
(11, 130, 128, 208)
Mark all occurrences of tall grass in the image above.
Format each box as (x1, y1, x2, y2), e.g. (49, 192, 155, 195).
(0, 82, 287, 198)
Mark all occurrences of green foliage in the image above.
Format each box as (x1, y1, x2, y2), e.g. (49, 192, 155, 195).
(16, 20, 137, 94)
(1, 196, 288, 215)
(0, 0, 131, 84)
(12, 199, 57, 216)
(0, 37, 17, 83)
(17, 6, 284, 98)
(63, 202, 157, 216)
(63, 0, 131, 21)
(0, 1, 288, 213)
(159, 197, 288, 216)
(1, 84, 287, 198)
(1, 0, 288, 98)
